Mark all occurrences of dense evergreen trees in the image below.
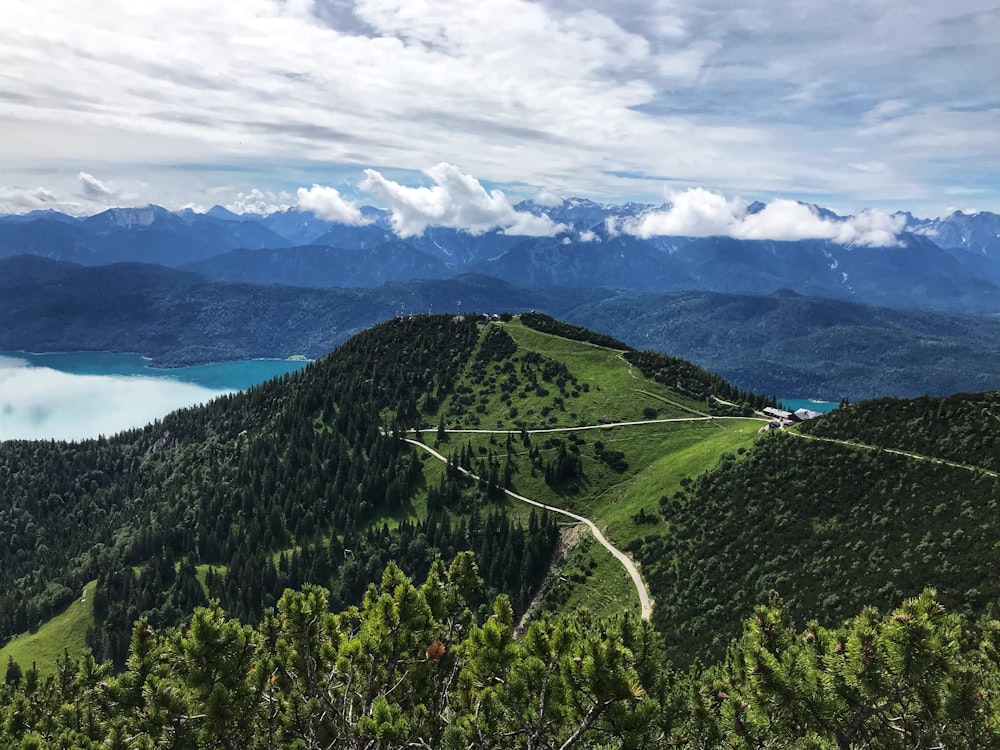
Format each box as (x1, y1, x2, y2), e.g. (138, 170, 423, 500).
(0, 315, 571, 667)
(519, 311, 629, 350)
(639, 426, 1000, 665)
(3, 560, 1000, 748)
(6, 313, 1000, 747)
(802, 391, 1000, 472)
(623, 349, 776, 413)
(0, 316, 554, 653)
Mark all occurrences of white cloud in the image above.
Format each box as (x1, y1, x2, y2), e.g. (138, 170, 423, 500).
(296, 184, 367, 224)
(0, 185, 62, 213)
(0, 361, 226, 441)
(578, 229, 598, 242)
(532, 189, 564, 207)
(226, 188, 292, 216)
(360, 162, 566, 237)
(621, 188, 904, 247)
(0, 1, 997, 215)
(736, 200, 905, 246)
(623, 187, 742, 238)
(78, 171, 118, 200)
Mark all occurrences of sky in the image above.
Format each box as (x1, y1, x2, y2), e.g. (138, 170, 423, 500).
(1, 0, 998, 221)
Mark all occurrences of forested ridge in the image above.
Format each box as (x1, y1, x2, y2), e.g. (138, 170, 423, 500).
(0, 315, 561, 665)
(800, 390, 1000, 472)
(9, 254, 1000, 400)
(638, 397, 1000, 665)
(519, 312, 775, 414)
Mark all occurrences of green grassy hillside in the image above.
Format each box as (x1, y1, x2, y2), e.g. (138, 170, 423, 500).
(0, 580, 95, 680)
(396, 316, 768, 619)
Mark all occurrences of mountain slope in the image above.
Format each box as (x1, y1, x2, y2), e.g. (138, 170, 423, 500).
(637, 391, 1000, 662)
(0, 314, 767, 671)
(474, 231, 1000, 312)
(0, 259, 610, 364)
(6, 256, 1000, 399)
(565, 288, 1000, 400)
(8, 202, 1000, 313)
(184, 242, 452, 287)
(4, 318, 1000, 748)
(0, 207, 291, 267)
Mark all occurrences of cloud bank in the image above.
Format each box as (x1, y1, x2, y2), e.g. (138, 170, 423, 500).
(360, 162, 567, 237)
(0, 185, 61, 212)
(225, 189, 293, 216)
(0, 361, 227, 441)
(620, 188, 905, 247)
(296, 184, 367, 224)
(0, 1, 999, 215)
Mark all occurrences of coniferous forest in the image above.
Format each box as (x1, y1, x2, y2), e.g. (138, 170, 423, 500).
(3, 314, 1000, 747)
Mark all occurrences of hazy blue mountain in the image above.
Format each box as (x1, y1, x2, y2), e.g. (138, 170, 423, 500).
(0, 209, 79, 224)
(515, 196, 652, 230)
(0, 257, 600, 363)
(564, 289, 1000, 400)
(0, 219, 119, 265)
(0, 254, 81, 286)
(472, 233, 690, 289)
(472, 231, 1000, 312)
(81, 205, 291, 266)
(310, 222, 398, 249)
(184, 242, 452, 287)
(904, 210, 1000, 259)
(255, 207, 340, 245)
(205, 205, 244, 221)
(6, 255, 1000, 400)
(406, 227, 525, 265)
(7, 200, 1000, 314)
(665, 233, 999, 311)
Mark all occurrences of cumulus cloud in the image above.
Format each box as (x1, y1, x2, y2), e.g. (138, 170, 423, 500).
(0, 185, 61, 213)
(531, 189, 565, 207)
(296, 184, 367, 224)
(623, 187, 743, 238)
(0, 361, 226, 441)
(360, 162, 567, 237)
(620, 188, 904, 247)
(78, 171, 118, 201)
(226, 189, 293, 216)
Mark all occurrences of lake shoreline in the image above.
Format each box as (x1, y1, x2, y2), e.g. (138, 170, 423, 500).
(0, 353, 313, 441)
(0, 347, 314, 370)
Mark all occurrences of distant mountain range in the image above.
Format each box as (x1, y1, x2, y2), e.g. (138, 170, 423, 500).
(6, 198, 1000, 399)
(4, 201, 1000, 313)
(5, 254, 1000, 401)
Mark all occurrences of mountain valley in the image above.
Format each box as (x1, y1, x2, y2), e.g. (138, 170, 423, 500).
(2, 313, 1000, 746)
(5, 202, 1000, 746)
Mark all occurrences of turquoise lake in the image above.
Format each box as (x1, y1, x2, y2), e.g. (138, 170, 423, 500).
(778, 398, 839, 413)
(0, 352, 311, 441)
(0, 350, 310, 390)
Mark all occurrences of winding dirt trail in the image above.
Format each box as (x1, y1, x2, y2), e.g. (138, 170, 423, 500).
(414, 417, 711, 437)
(403, 437, 654, 620)
(788, 430, 999, 477)
(413, 414, 768, 439)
